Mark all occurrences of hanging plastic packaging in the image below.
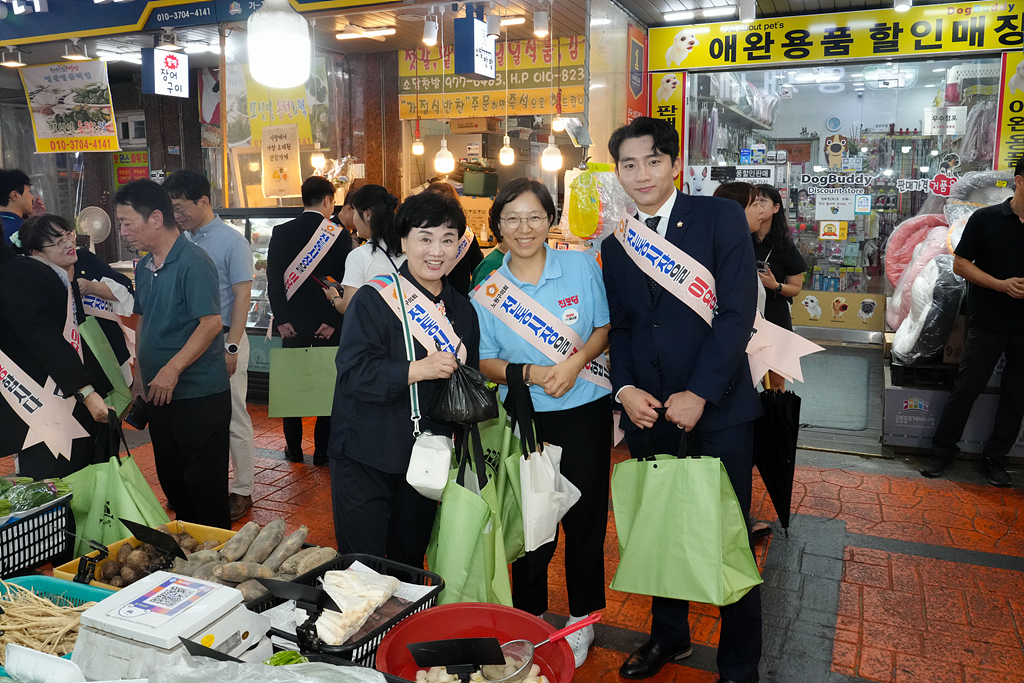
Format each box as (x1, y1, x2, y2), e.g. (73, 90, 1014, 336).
(892, 255, 965, 365)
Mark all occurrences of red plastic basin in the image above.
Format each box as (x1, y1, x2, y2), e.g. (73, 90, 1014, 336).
(376, 603, 575, 683)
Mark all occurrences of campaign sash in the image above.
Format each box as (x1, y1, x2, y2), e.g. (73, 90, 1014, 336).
(64, 284, 83, 361)
(613, 209, 823, 384)
(369, 273, 468, 364)
(82, 294, 119, 321)
(283, 218, 342, 300)
(472, 271, 612, 391)
(449, 228, 475, 270)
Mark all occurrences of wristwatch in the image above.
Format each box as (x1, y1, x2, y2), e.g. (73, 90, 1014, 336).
(773, 284, 783, 295)
(74, 385, 95, 402)
(225, 342, 239, 355)
(523, 364, 533, 387)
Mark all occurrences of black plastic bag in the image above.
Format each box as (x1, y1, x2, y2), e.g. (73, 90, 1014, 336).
(427, 361, 499, 425)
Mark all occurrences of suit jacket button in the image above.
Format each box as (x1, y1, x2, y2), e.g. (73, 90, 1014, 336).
(651, 359, 659, 368)
(653, 321, 661, 328)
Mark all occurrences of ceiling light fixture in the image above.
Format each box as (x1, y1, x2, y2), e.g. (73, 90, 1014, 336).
(62, 38, 90, 61)
(883, 168, 894, 176)
(435, 5, 455, 175)
(534, 10, 549, 38)
(158, 30, 182, 51)
(336, 28, 396, 40)
(541, 30, 562, 172)
(487, 13, 501, 37)
(499, 4, 515, 166)
(248, 0, 310, 89)
(663, 11, 695, 21)
(739, 0, 755, 22)
(901, 145, 912, 153)
(930, 149, 939, 156)
(423, 10, 438, 46)
(0, 47, 25, 67)
(894, 0, 912, 12)
(919, 166, 930, 172)
(702, 7, 738, 17)
(932, 67, 945, 72)
(500, 17, 525, 26)
(311, 142, 326, 169)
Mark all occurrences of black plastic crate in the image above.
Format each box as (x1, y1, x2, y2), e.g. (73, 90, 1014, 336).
(0, 495, 73, 578)
(890, 360, 957, 389)
(248, 553, 443, 669)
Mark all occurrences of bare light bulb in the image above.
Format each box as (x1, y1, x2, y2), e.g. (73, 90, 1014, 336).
(499, 136, 515, 165)
(540, 141, 562, 171)
(435, 139, 455, 174)
(551, 117, 566, 132)
(311, 143, 326, 170)
(412, 138, 425, 155)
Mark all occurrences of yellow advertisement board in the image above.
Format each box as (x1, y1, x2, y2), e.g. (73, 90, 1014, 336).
(791, 291, 886, 331)
(650, 72, 686, 190)
(399, 38, 585, 119)
(649, 2, 1021, 71)
(243, 66, 315, 149)
(994, 50, 1024, 171)
(20, 60, 119, 154)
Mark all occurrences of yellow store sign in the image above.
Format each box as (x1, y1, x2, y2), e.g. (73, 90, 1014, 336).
(995, 50, 1024, 171)
(649, 2, 1021, 71)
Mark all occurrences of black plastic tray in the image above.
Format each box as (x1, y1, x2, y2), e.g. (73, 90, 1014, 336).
(0, 494, 72, 578)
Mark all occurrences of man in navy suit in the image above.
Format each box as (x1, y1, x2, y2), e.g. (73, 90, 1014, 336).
(602, 117, 762, 683)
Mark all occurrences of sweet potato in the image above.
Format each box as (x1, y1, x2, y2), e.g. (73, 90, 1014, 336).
(194, 561, 227, 581)
(200, 540, 221, 551)
(295, 547, 337, 577)
(237, 579, 269, 603)
(262, 526, 308, 572)
(241, 519, 287, 564)
(213, 562, 275, 583)
(220, 521, 260, 562)
(172, 557, 194, 576)
(179, 535, 199, 552)
(188, 550, 220, 566)
(279, 547, 320, 575)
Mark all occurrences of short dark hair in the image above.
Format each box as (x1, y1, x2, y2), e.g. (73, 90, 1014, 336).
(395, 191, 466, 240)
(163, 170, 211, 203)
(114, 180, 176, 228)
(608, 117, 680, 165)
(713, 181, 757, 208)
(301, 176, 336, 207)
(755, 184, 794, 250)
(15, 214, 72, 255)
(1015, 156, 1024, 178)
(426, 181, 459, 200)
(0, 169, 31, 208)
(488, 178, 556, 243)
(350, 184, 401, 256)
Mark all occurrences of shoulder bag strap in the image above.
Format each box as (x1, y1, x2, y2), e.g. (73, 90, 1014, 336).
(392, 273, 421, 437)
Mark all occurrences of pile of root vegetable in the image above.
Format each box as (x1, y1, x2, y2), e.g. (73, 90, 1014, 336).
(0, 581, 95, 666)
(97, 519, 337, 602)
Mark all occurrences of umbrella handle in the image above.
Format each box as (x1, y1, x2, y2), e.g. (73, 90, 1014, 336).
(534, 613, 602, 649)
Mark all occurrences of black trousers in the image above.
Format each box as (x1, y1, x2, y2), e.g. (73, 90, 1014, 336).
(330, 452, 438, 571)
(148, 390, 232, 529)
(511, 395, 612, 617)
(625, 420, 762, 682)
(933, 327, 1024, 461)
(282, 332, 339, 453)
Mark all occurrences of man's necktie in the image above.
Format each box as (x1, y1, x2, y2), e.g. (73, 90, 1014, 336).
(644, 216, 660, 298)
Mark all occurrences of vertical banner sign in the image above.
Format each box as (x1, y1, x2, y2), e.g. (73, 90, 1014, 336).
(650, 72, 686, 190)
(627, 24, 648, 123)
(20, 60, 118, 154)
(261, 124, 302, 198)
(994, 50, 1024, 172)
(112, 151, 151, 190)
(141, 48, 189, 98)
(244, 66, 313, 148)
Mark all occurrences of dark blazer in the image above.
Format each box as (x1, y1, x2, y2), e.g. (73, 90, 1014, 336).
(601, 190, 762, 436)
(266, 210, 351, 338)
(74, 248, 134, 366)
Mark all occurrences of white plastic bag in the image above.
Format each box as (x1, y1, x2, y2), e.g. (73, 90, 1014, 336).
(310, 570, 400, 646)
(520, 443, 581, 553)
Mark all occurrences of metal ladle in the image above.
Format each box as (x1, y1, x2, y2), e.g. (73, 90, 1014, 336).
(482, 613, 602, 682)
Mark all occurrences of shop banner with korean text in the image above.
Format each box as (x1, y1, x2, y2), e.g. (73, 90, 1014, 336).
(20, 60, 118, 154)
(650, 72, 686, 190)
(627, 24, 649, 123)
(113, 151, 150, 190)
(994, 50, 1024, 172)
(233, 60, 329, 149)
(261, 124, 302, 198)
(649, 2, 1022, 71)
(399, 38, 585, 119)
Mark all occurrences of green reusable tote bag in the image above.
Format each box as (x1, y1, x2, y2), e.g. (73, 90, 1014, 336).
(78, 317, 132, 418)
(473, 397, 526, 564)
(427, 426, 513, 606)
(610, 433, 762, 607)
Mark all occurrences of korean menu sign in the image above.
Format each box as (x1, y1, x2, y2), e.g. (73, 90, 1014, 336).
(399, 37, 585, 119)
(112, 151, 150, 190)
(261, 124, 301, 198)
(649, 2, 1022, 71)
(995, 50, 1024, 172)
(20, 60, 118, 154)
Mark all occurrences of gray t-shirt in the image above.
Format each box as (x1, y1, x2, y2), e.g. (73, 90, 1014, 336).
(184, 215, 253, 326)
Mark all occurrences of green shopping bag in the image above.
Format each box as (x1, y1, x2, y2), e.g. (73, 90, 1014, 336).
(426, 425, 513, 606)
(610, 432, 762, 607)
(472, 398, 526, 564)
(79, 317, 132, 418)
(64, 418, 170, 557)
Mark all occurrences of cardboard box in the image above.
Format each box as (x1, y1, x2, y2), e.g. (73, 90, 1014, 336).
(884, 332, 895, 359)
(459, 196, 494, 237)
(53, 520, 235, 590)
(450, 117, 501, 134)
(944, 315, 966, 364)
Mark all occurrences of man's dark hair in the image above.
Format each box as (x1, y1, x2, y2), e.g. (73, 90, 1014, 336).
(163, 170, 212, 203)
(302, 176, 336, 207)
(114, 180, 176, 228)
(608, 117, 680, 165)
(0, 169, 31, 208)
(350, 184, 401, 256)
(426, 181, 459, 200)
(488, 178, 556, 243)
(1015, 155, 1024, 178)
(713, 181, 757, 208)
(14, 214, 71, 255)
(395, 191, 466, 240)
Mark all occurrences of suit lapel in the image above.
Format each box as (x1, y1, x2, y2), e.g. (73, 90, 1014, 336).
(653, 191, 693, 306)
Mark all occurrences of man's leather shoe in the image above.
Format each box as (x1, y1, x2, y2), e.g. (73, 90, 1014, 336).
(978, 457, 1011, 487)
(284, 446, 303, 463)
(920, 452, 954, 478)
(619, 641, 692, 679)
(716, 674, 759, 683)
(313, 451, 328, 467)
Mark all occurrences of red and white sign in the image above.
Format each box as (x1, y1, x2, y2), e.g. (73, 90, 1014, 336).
(142, 48, 188, 99)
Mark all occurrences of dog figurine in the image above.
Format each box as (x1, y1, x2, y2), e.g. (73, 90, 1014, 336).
(858, 299, 877, 324)
(656, 74, 680, 103)
(1009, 59, 1024, 94)
(832, 296, 849, 321)
(939, 152, 961, 177)
(823, 134, 848, 171)
(685, 166, 708, 196)
(665, 30, 699, 67)
(802, 295, 822, 320)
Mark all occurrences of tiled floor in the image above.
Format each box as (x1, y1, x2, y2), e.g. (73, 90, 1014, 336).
(17, 402, 1024, 683)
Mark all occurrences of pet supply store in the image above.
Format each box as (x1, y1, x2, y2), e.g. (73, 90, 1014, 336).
(648, 1, 1023, 455)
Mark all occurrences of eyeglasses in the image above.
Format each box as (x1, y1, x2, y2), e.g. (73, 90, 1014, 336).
(42, 235, 75, 250)
(754, 197, 773, 206)
(172, 203, 194, 218)
(500, 214, 548, 231)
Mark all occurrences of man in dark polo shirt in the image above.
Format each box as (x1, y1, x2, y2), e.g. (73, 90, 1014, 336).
(922, 156, 1024, 487)
(116, 180, 231, 528)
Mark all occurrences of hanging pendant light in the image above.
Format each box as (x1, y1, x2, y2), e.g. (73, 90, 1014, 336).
(499, 8, 514, 166)
(434, 6, 454, 174)
(499, 135, 515, 165)
(551, 117, 565, 132)
(311, 142, 326, 170)
(541, 141, 562, 171)
(248, 0, 310, 89)
(412, 118, 425, 155)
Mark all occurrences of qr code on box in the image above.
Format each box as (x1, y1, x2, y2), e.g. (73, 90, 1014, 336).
(145, 584, 197, 609)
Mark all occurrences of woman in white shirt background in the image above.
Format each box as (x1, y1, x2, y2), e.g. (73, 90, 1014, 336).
(334, 184, 405, 313)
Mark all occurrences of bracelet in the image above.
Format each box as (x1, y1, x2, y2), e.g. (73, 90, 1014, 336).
(331, 295, 340, 305)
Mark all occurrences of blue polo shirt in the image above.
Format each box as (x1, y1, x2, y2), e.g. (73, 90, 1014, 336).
(134, 234, 229, 400)
(473, 244, 610, 413)
(184, 215, 254, 326)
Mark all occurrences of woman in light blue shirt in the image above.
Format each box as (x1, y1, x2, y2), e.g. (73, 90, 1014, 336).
(472, 178, 611, 669)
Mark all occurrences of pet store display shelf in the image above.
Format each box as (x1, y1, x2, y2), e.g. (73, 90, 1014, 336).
(694, 96, 773, 132)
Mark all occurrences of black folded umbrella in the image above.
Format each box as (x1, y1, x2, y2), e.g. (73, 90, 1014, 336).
(752, 389, 802, 533)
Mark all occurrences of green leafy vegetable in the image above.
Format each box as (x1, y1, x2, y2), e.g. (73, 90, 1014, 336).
(263, 650, 309, 666)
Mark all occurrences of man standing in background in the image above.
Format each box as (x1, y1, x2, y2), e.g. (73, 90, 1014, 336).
(165, 170, 256, 521)
(0, 169, 41, 245)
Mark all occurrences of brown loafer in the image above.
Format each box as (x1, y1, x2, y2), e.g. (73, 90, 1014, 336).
(228, 493, 252, 521)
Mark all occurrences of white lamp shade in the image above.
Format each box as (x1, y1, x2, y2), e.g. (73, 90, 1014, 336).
(423, 17, 439, 46)
(486, 14, 501, 37)
(248, 0, 310, 89)
(541, 142, 562, 171)
(435, 139, 455, 174)
(499, 136, 515, 165)
(412, 138, 425, 155)
(534, 10, 549, 37)
(894, 0, 912, 11)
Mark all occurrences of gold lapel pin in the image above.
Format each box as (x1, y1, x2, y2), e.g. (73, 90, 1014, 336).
(676, 221, 683, 228)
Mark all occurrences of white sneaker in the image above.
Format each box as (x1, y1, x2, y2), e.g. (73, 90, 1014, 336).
(565, 624, 595, 668)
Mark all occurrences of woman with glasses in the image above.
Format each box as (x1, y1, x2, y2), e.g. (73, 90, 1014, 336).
(471, 178, 611, 669)
(0, 215, 111, 478)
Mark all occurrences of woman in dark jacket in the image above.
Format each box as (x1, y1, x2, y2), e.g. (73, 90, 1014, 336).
(328, 190, 480, 568)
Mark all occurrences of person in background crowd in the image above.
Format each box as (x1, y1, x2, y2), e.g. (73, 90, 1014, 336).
(335, 184, 403, 314)
(922, 155, 1024, 488)
(0, 216, 111, 478)
(602, 118, 762, 683)
(165, 170, 256, 521)
(713, 182, 768, 317)
(425, 181, 483, 297)
(336, 191, 361, 250)
(754, 184, 807, 390)
(267, 176, 350, 467)
(329, 190, 480, 566)
(0, 169, 43, 245)
(117, 180, 231, 529)
(473, 178, 612, 668)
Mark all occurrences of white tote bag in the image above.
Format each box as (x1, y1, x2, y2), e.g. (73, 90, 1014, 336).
(519, 443, 581, 552)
